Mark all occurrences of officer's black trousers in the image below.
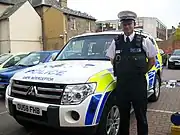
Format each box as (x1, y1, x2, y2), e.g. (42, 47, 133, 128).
(116, 74, 148, 135)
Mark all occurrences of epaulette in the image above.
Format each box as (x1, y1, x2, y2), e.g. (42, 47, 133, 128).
(135, 32, 147, 39)
(114, 34, 123, 41)
(135, 32, 146, 47)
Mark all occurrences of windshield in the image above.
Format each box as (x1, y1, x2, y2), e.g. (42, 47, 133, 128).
(0, 54, 12, 64)
(172, 50, 180, 55)
(55, 35, 116, 61)
(16, 52, 50, 66)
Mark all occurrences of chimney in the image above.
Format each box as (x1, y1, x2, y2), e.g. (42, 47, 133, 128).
(60, 0, 67, 7)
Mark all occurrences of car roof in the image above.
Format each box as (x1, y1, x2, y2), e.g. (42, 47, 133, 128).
(30, 50, 60, 54)
(0, 52, 28, 56)
(71, 29, 154, 40)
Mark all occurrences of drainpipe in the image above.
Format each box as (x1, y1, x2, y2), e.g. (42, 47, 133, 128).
(40, 6, 46, 50)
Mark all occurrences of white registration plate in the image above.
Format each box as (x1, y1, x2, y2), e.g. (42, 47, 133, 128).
(175, 63, 180, 65)
(16, 103, 42, 116)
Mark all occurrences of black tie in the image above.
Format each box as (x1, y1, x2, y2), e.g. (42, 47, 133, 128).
(126, 36, 130, 43)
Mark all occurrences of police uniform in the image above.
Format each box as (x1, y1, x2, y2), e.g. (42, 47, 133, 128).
(106, 11, 158, 135)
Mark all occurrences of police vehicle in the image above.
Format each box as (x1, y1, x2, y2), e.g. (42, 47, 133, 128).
(5, 30, 163, 135)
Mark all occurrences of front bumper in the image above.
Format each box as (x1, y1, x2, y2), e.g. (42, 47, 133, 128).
(5, 84, 105, 131)
(6, 96, 99, 128)
(168, 61, 180, 67)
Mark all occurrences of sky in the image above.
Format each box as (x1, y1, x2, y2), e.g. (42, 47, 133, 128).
(67, 0, 180, 29)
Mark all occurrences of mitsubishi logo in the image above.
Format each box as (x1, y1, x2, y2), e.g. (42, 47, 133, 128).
(26, 86, 36, 96)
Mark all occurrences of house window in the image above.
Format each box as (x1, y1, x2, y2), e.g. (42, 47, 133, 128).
(70, 18, 76, 30)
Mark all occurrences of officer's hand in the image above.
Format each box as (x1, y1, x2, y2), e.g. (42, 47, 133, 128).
(148, 57, 155, 70)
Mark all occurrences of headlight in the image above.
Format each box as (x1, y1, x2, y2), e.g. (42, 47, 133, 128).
(168, 58, 173, 62)
(6, 79, 13, 96)
(61, 83, 97, 105)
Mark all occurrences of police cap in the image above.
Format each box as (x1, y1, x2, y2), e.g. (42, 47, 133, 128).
(118, 10, 137, 22)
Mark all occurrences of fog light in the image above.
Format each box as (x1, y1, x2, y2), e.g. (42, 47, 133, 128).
(71, 111, 80, 121)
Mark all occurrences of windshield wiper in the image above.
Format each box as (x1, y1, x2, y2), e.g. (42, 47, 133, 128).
(17, 64, 27, 67)
(56, 58, 86, 60)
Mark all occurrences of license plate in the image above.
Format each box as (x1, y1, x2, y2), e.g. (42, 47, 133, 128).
(16, 103, 42, 116)
(175, 63, 180, 65)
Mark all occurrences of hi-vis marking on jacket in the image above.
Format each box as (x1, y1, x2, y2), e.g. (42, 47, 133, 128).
(115, 50, 121, 53)
(130, 48, 142, 53)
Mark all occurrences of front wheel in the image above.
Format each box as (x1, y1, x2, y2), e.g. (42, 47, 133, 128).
(96, 94, 120, 135)
(148, 74, 160, 102)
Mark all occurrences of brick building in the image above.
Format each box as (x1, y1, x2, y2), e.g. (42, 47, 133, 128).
(158, 28, 180, 54)
(33, 0, 97, 50)
(0, 0, 97, 50)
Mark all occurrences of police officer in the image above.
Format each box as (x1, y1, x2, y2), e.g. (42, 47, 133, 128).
(106, 10, 157, 135)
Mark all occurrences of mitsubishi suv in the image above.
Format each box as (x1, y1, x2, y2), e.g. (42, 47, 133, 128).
(5, 30, 163, 135)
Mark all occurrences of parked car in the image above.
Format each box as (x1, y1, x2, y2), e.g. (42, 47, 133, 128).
(167, 49, 180, 69)
(0, 53, 28, 70)
(159, 49, 168, 66)
(5, 30, 162, 135)
(0, 50, 59, 95)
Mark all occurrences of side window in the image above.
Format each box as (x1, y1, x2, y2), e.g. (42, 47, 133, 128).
(3, 54, 26, 68)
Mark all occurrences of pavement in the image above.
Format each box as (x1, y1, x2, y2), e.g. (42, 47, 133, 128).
(0, 67, 180, 135)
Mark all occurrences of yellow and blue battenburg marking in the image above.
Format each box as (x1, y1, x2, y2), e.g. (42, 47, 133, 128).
(84, 91, 112, 125)
(85, 69, 115, 125)
(155, 56, 161, 69)
(85, 94, 102, 125)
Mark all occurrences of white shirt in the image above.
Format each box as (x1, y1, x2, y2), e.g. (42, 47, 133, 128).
(106, 31, 158, 59)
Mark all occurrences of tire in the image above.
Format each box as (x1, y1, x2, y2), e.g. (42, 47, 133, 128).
(96, 93, 120, 135)
(148, 74, 160, 102)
